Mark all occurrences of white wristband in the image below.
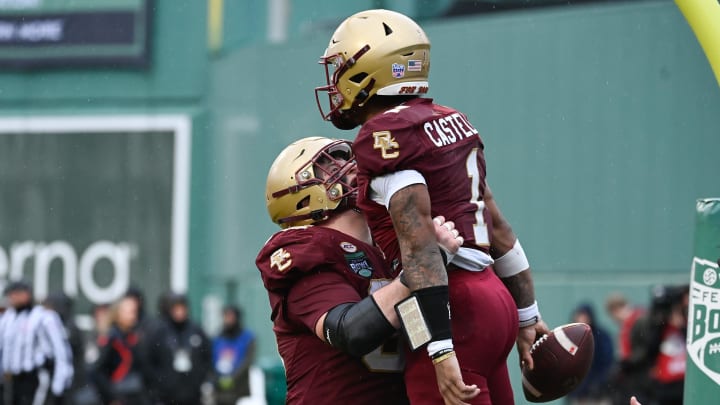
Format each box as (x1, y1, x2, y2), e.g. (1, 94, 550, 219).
(427, 338, 454, 357)
(518, 301, 541, 328)
(493, 239, 529, 278)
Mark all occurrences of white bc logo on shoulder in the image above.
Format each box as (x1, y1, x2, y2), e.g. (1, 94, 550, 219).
(688, 256, 720, 384)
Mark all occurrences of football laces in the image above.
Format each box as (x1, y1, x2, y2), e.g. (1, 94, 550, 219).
(530, 333, 549, 354)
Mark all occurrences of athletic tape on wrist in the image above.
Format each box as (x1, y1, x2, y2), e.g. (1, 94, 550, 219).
(395, 285, 452, 351)
(494, 239, 530, 278)
(518, 300, 541, 328)
(427, 338, 454, 357)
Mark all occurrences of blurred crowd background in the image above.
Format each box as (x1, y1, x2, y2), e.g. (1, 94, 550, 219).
(0, 280, 693, 404)
(0, 281, 259, 405)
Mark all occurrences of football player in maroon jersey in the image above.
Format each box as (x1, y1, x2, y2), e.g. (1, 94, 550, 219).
(256, 137, 463, 404)
(315, 9, 550, 405)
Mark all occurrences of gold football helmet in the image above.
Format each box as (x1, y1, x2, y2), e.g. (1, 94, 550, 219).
(265, 137, 357, 228)
(315, 9, 430, 129)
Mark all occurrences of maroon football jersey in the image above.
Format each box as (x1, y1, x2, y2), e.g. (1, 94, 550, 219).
(354, 97, 492, 265)
(255, 226, 408, 404)
(354, 98, 518, 403)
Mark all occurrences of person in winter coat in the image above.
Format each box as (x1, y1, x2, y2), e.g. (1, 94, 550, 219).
(142, 292, 212, 405)
(212, 305, 256, 405)
(92, 296, 149, 405)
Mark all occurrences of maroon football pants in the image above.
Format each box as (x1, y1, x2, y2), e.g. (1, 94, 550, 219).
(404, 267, 519, 405)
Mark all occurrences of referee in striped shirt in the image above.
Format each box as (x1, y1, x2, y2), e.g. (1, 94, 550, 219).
(0, 281, 73, 405)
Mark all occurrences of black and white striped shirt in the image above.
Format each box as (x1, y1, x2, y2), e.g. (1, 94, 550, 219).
(0, 305, 74, 395)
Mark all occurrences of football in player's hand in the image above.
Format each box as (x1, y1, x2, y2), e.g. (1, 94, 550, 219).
(522, 322, 594, 403)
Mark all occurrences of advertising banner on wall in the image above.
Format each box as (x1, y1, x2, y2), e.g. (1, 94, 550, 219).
(0, 115, 190, 324)
(0, 0, 152, 68)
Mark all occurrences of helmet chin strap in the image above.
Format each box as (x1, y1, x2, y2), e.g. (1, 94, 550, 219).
(277, 196, 357, 227)
(322, 196, 356, 220)
(330, 109, 360, 130)
(330, 78, 376, 130)
(277, 209, 330, 227)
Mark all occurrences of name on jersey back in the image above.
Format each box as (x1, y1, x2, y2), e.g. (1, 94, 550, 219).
(423, 112, 479, 147)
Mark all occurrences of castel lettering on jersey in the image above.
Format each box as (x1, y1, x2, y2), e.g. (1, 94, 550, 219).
(423, 112, 479, 147)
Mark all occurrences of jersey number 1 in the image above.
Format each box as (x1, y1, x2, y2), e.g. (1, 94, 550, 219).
(466, 148, 489, 246)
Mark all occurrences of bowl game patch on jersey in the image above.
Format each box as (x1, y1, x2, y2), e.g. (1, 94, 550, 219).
(344, 251, 373, 278)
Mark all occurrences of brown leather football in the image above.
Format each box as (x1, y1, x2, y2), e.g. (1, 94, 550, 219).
(522, 322, 595, 402)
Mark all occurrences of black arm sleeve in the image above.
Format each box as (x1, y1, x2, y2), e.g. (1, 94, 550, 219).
(323, 295, 396, 357)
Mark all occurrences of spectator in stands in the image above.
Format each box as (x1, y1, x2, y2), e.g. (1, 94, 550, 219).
(0, 280, 73, 404)
(610, 285, 689, 405)
(124, 286, 147, 324)
(567, 302, 614, 405)
(605, 293, 647, 404)
(143, 292, 212, 405)
(644, 285, 688, 405)
(84, 303, 113, 367)
(92, 295, 149, 405)
(606, 293, 645, 362)
(72, 302, 113, 405)
(43, 292, 87, 405)
(212, 305, 256, 405)
(124, 286, 160, 343)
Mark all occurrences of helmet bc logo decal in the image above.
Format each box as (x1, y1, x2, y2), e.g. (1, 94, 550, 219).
(687, 256, 720, 384)
(391, 63, 405, 78)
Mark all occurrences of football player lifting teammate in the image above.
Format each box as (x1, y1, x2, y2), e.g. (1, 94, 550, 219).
(315, 9, 550, 405)
(256, 137, 464, 404)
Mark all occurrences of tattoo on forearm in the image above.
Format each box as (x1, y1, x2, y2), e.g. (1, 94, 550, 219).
(502, 271, 535, 308)
(402, 247, 447, 290)
(390, 187, 448, 291)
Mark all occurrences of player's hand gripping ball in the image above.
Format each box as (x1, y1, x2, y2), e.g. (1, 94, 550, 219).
(522, 323, 594, 402)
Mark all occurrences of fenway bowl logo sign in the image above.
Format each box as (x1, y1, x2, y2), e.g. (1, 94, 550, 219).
(688, 257, 720, 384)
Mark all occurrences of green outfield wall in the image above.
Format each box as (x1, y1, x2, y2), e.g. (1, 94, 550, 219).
(0, 1, 718, 404)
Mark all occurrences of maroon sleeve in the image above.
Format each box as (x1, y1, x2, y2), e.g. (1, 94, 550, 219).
(285, 271, 362, 333)
(353, 113, 429, 179)
(256, 228, 340, 294)
(256, 227, 384, 325)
